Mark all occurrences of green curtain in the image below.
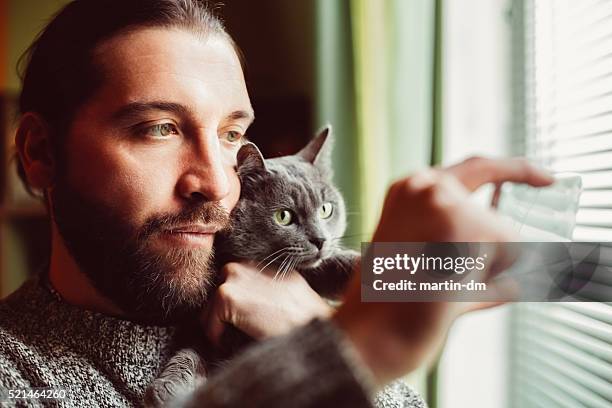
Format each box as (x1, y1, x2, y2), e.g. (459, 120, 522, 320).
(351, 0, 438, 233)
(315, 0, 442, 401)
(315, 0, 362, 248)
(316, 0, 438, 238)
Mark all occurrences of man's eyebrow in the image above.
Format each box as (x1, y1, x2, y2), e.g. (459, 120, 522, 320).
(227, 110, 255, 126)
(112, 102, 255, 126)
(112, 101, 191, 123)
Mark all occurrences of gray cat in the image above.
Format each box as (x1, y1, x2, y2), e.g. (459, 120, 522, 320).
(144, 126, 359, 407)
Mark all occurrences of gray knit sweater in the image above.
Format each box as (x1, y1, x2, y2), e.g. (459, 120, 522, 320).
(0, 274, 427, 407)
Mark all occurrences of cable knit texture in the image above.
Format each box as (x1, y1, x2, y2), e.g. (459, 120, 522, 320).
(0, 274, 427, 407)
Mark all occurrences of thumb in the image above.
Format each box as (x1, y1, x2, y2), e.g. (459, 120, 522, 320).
(201, 292, 228, 347)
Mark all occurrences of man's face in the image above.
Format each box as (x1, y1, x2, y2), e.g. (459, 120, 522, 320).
(49, 28, 252, 323)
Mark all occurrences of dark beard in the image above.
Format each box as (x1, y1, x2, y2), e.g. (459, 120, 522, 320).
(50, 177, 230, 324)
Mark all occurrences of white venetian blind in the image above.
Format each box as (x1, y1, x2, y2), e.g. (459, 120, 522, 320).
(511, 0, 612, 407)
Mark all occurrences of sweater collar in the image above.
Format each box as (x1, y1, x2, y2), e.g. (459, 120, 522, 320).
(4, 271, 182, 400)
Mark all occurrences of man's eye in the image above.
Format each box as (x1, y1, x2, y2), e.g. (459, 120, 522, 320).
(144, 123, 179, 138)
(224, 130, 244, 143)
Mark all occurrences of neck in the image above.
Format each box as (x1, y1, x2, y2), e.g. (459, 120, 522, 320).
(48, 223, 124, 317)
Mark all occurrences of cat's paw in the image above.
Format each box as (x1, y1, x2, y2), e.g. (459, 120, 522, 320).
(144, 374, 207, 407)
(144, 348, 207, 407)
(144, 378, 180, 407)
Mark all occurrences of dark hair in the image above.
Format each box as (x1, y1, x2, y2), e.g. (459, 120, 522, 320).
(16, 0, 239, 196)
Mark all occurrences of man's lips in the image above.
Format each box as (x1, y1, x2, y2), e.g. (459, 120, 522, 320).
(157, 224, 222, 248)
(166, 224, 221, 234)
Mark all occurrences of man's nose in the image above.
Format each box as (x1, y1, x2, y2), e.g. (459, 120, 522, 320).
(176, 134, 230, 202)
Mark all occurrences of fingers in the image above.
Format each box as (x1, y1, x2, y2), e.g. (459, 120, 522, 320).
(218, 262, 252, 281)
(204, 261, 325, 344)
(202, 266, 248, 346)
(446, 157, 554, 192)
(203, 290, 229, 346)
(490, 182, 503, 208)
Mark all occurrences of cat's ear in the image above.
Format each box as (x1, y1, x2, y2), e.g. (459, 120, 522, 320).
(237, 142, 267, 174)
(297, 124, 333, 171)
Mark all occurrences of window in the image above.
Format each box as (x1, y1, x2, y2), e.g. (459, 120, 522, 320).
(510, 1, 612, 406)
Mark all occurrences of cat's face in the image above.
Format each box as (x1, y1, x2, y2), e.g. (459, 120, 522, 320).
(225, 127, 348, 269)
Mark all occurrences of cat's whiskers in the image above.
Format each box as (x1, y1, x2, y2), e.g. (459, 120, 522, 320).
(258, 250, 293, 275)
(256, 246, 299, 269)
(282, 256, 299, 281)
(275, 249, 310, 281)
(273, 254, 293, 281)
(281, 257, 295, 281)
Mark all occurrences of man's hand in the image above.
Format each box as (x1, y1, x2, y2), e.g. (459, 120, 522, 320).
(333, 157, 553, 388)
(203, 262, 333, 345)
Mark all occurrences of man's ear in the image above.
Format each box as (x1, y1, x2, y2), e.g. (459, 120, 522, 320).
(14, 113, 56, 190)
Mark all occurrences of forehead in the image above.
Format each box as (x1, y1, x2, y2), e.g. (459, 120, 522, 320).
(89, 27, 250, 115)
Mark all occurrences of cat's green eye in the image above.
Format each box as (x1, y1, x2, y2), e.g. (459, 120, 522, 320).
(319, 202, 333, 219)
(273, 209, 293, 226)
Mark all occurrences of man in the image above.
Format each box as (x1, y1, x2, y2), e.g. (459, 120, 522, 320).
(0, 0, 553, 407)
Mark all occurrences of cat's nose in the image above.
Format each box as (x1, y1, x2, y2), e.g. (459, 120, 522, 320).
(310, 238, 326, 251)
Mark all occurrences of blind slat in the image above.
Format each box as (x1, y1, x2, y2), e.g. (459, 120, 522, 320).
(519, 350, 612, 406)
(576, 209, 612, 227)
(534, 133, 612, 160)
(574, 226, 612, 241)
(579, 170, 612, 189)
(550, 150, 612, 173)
(523, 319, 612, 363)
(579, 191, 612, 208)
(516, 374, 586, 408)
(563, 302, 612, 324)
(518, 331, 612, 382)
(528, 305, 612, 349)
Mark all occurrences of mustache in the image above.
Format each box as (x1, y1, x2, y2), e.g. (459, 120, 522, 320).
(138, 201, 231, 240)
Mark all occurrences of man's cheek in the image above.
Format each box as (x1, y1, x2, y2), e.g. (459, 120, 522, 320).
(95, 149, 177, 210)
(77, 167, 169, 227)
(116, 177, 176, 223)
